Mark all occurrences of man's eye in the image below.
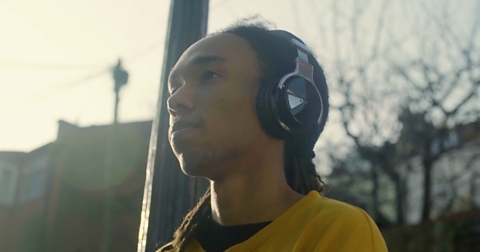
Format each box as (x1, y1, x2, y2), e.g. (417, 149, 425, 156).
(200, 71, 219, 82)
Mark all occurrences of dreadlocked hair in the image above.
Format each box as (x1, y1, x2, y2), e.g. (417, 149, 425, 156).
(158, 16, 330, 252)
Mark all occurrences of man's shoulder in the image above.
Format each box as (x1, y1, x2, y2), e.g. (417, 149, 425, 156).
(298, 196, 388, 251)
(308, 196, 370, 216)
(302, 196, 375, 229)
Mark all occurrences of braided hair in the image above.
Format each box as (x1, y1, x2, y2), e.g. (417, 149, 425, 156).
(158, 17, 330, 252)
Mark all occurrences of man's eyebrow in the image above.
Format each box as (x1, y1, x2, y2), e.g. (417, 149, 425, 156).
(169, 55, 228, 80)
(191, 55, 228, 65)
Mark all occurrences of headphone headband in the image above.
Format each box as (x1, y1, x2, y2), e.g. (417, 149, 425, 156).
(291, 38, 310, 62)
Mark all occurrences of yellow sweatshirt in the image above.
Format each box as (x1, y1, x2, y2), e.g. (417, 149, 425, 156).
(160, 190, 388, 252)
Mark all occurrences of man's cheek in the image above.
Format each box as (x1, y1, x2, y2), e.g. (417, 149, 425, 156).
(208, 94, 240, 116)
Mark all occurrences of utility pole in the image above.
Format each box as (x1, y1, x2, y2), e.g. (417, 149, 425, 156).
(112, 59, 129, 124)
(137, 1, 209, 252)
(101, 59, 128, 252)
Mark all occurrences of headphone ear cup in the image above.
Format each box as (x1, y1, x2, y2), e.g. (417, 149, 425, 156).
(256, 80, 290, 140)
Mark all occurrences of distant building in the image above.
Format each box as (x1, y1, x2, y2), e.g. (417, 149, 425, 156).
(0, 144, 51, 252)
(0, 151, 24, 207)
(0, 120, 152, 252)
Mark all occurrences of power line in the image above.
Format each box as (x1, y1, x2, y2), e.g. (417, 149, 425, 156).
(125, 36, 164, 63)
(1, 66, 111, 107)
(0, 60, 103, 70)
(2, 40, 163, 108)
(2, 32, 165, 108)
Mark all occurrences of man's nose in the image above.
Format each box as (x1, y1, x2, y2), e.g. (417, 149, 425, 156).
(166, 85, 195, 117)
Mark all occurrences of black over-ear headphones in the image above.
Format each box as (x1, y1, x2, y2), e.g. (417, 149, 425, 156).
(256, 30, 324, 140)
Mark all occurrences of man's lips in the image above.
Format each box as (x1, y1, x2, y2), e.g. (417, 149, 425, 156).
(170, 126, 199, 140)
(171, 125, 197, 134)
(170, 121, 200, 138)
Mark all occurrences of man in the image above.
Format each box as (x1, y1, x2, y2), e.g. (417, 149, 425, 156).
(159, 19, 388, 252)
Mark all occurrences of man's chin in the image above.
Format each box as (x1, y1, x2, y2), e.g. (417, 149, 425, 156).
(180, 164, 212, 178)
(178, 153, 210, 177)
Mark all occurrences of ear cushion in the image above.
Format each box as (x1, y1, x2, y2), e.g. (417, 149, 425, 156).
(256, 80, 290, 140)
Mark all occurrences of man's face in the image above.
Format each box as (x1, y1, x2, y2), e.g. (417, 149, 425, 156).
(167, 33, 270, 179)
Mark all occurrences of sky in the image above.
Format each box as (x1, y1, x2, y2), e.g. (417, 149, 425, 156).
(0, 0, 477, 160)
(0, 0, 348, 154)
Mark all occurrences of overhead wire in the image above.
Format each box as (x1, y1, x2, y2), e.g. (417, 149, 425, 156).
(3, 0, 247, 114)
(1, 66, 112, 107)
(3, 0, 241, 109)
(2, 0, 246, 109)
(0, 61, 103, 70)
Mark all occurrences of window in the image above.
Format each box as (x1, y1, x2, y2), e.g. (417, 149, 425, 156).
(19, 156, 49, 203)
(0, 163, 19, 206)
(19, 170, 46, 202)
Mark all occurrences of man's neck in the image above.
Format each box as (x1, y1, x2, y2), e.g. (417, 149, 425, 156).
(209, 160, 304, 226)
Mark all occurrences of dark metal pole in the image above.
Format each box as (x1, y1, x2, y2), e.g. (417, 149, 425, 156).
(137, 1, 210, 252)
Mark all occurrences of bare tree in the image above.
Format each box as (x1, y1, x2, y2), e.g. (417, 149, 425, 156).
(306, 0, 410, 224)
(311, 0, 480, 225)
(392, 0, 480, 221)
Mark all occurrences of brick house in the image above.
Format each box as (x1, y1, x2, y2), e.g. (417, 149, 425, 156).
(0, 120, 152, 252)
